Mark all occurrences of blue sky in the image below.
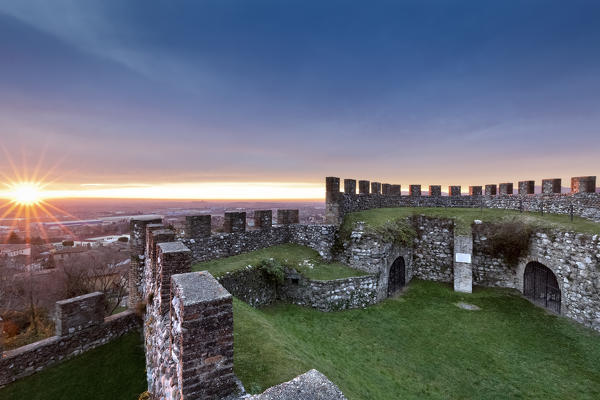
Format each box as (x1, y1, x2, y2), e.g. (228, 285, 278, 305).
(0, 1, 599, 196)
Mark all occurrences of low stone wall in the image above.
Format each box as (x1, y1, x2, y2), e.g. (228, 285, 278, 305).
(249, 369, 346, 399)
(216, 266, 378, 311)
(0, 310, 139, 387)
(182, 224, 337, 264)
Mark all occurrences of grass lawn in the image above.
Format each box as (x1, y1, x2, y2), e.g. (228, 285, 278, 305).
(234, 280, 600, 399)
(341, 207, 600, 236)
(0, 332, 146, 400)
(4, 282, 599, 399)
(192, 243, 367, 280)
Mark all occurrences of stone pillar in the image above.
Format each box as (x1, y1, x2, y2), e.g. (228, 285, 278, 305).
(55, 292, 105, 336)
(370, 182, 382, 194)
(277, 209, 299, 225)
(453, 236, 473, 293)
(254, 210, 272, 229)
(185, 215, 211, 239)
(469, 186, 482, 196)
(223, 212, 246, 233)
(157, 242, 192, 315)
(358, 180, 370, 194)
(429, 185, 441, 197)
(343, 179, 356, 194)
(484, 184, 497, 196)
(170, 272, 236, 400)
(409, 185, 421, 197)
(145, 227, 176, 298)
(571, 176, 596, 193)
(518, 180, 535, 195)
(325, 177, 343, 225)
(381, 183, 391, 195)
(390, 184, 401, 196)
(448, 186, 461, 197)
(129, 215, 163, 309)
(542, 178, 561, 194)
(498, 183, 513, 195)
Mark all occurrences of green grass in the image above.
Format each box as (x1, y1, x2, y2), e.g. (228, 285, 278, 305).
(4, 282, 600, 399)
(234, 280, 600, 399)
(341, 207, 600, 235)
(0, 331, 146, 400)
(192, 243, 367, 280)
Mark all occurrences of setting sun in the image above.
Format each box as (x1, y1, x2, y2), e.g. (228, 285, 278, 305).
(9, 182, 44, 206)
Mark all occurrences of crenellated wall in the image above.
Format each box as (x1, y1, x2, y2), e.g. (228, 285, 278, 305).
(325, 176, 600, 225)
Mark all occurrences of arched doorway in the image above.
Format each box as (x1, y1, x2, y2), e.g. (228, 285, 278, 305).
(387, 256, 406, 297)
(523, 261, 561, 313)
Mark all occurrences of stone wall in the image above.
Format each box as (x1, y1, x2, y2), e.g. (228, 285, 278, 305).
(182, 224, 336, 264)
(325, 176, 600, 226)
(0, 310, 139, 386)
(472, 226, 600, 331)
(216, 265, 378, 312)
(249, 369, 346, 399)
(412, 216, 455, 283)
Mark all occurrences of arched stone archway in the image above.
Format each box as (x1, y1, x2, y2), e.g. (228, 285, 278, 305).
(387, 256, 406, 297)
(523, 261, 561, 314)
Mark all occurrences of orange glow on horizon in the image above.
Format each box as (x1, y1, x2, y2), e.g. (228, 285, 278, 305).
(0, 182, 325, 200)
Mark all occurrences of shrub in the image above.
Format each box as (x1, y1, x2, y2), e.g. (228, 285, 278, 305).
(478, 218, 540, 266)
(257, 259, 286, 284)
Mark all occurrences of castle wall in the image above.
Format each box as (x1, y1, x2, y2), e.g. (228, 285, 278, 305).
(472, 227, 600, 331)
(411, 216, 454, 283)
(182, 224, 336, 264)
(326, 176, 600, 226)
(0, 308, 139, 387)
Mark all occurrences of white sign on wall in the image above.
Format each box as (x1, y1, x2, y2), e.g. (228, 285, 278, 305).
(455, 253, 472, 264)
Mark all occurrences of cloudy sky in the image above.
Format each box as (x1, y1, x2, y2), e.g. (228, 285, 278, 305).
(0, 1, 599, 198)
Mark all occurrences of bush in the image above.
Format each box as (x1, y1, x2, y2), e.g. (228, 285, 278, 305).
(479, 218, 540, 266)
(257, 259, 286, 284)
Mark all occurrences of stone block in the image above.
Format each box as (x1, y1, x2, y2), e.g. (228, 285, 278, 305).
(571, 176, 596, 193)
(277, 209, 299, 225)
(157, 242, 192, 314)
(542, 178, 561, 194)
(254, 210, 272, 229)
(381, 183, 391, 195)
(185, 215, 211, 238)
(170, 272, 236, 400)
(409, 185, 421, 197)
(358, 180, 370, 194)
(469, 186, 482, 196)
(429, 185, 441, 196)
(55, 292, 105, 336)
(499, 183, 513, 195)
(223, 212, 246, 233)
(448, 186, 461, 197)
(343, 179, 356, 194)
(325, 177, 340, 193)
(390, 184, 401, 196)
(484, 184, 497, 196)
(518, 180, 535, 195)
(370, 182, 382, 194)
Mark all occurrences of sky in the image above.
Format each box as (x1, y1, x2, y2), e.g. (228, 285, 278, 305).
(0, 0, 599, 199)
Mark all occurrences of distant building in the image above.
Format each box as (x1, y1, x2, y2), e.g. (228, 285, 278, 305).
(0, 244, 31, 257)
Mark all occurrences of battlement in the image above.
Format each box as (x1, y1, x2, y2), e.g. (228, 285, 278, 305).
(324, 176, 600, 225)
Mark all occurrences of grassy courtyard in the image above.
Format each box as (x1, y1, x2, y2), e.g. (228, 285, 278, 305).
(192, 243, 367, 280)
(340, 207, 600, 236)
(2, 281, 599, 399)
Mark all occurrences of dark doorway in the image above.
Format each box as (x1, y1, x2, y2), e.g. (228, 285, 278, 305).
(523, 261, 561, 314)
(387, 256, 406, 297)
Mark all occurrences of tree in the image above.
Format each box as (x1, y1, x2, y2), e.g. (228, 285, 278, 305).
(7, 232, 22, 244)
